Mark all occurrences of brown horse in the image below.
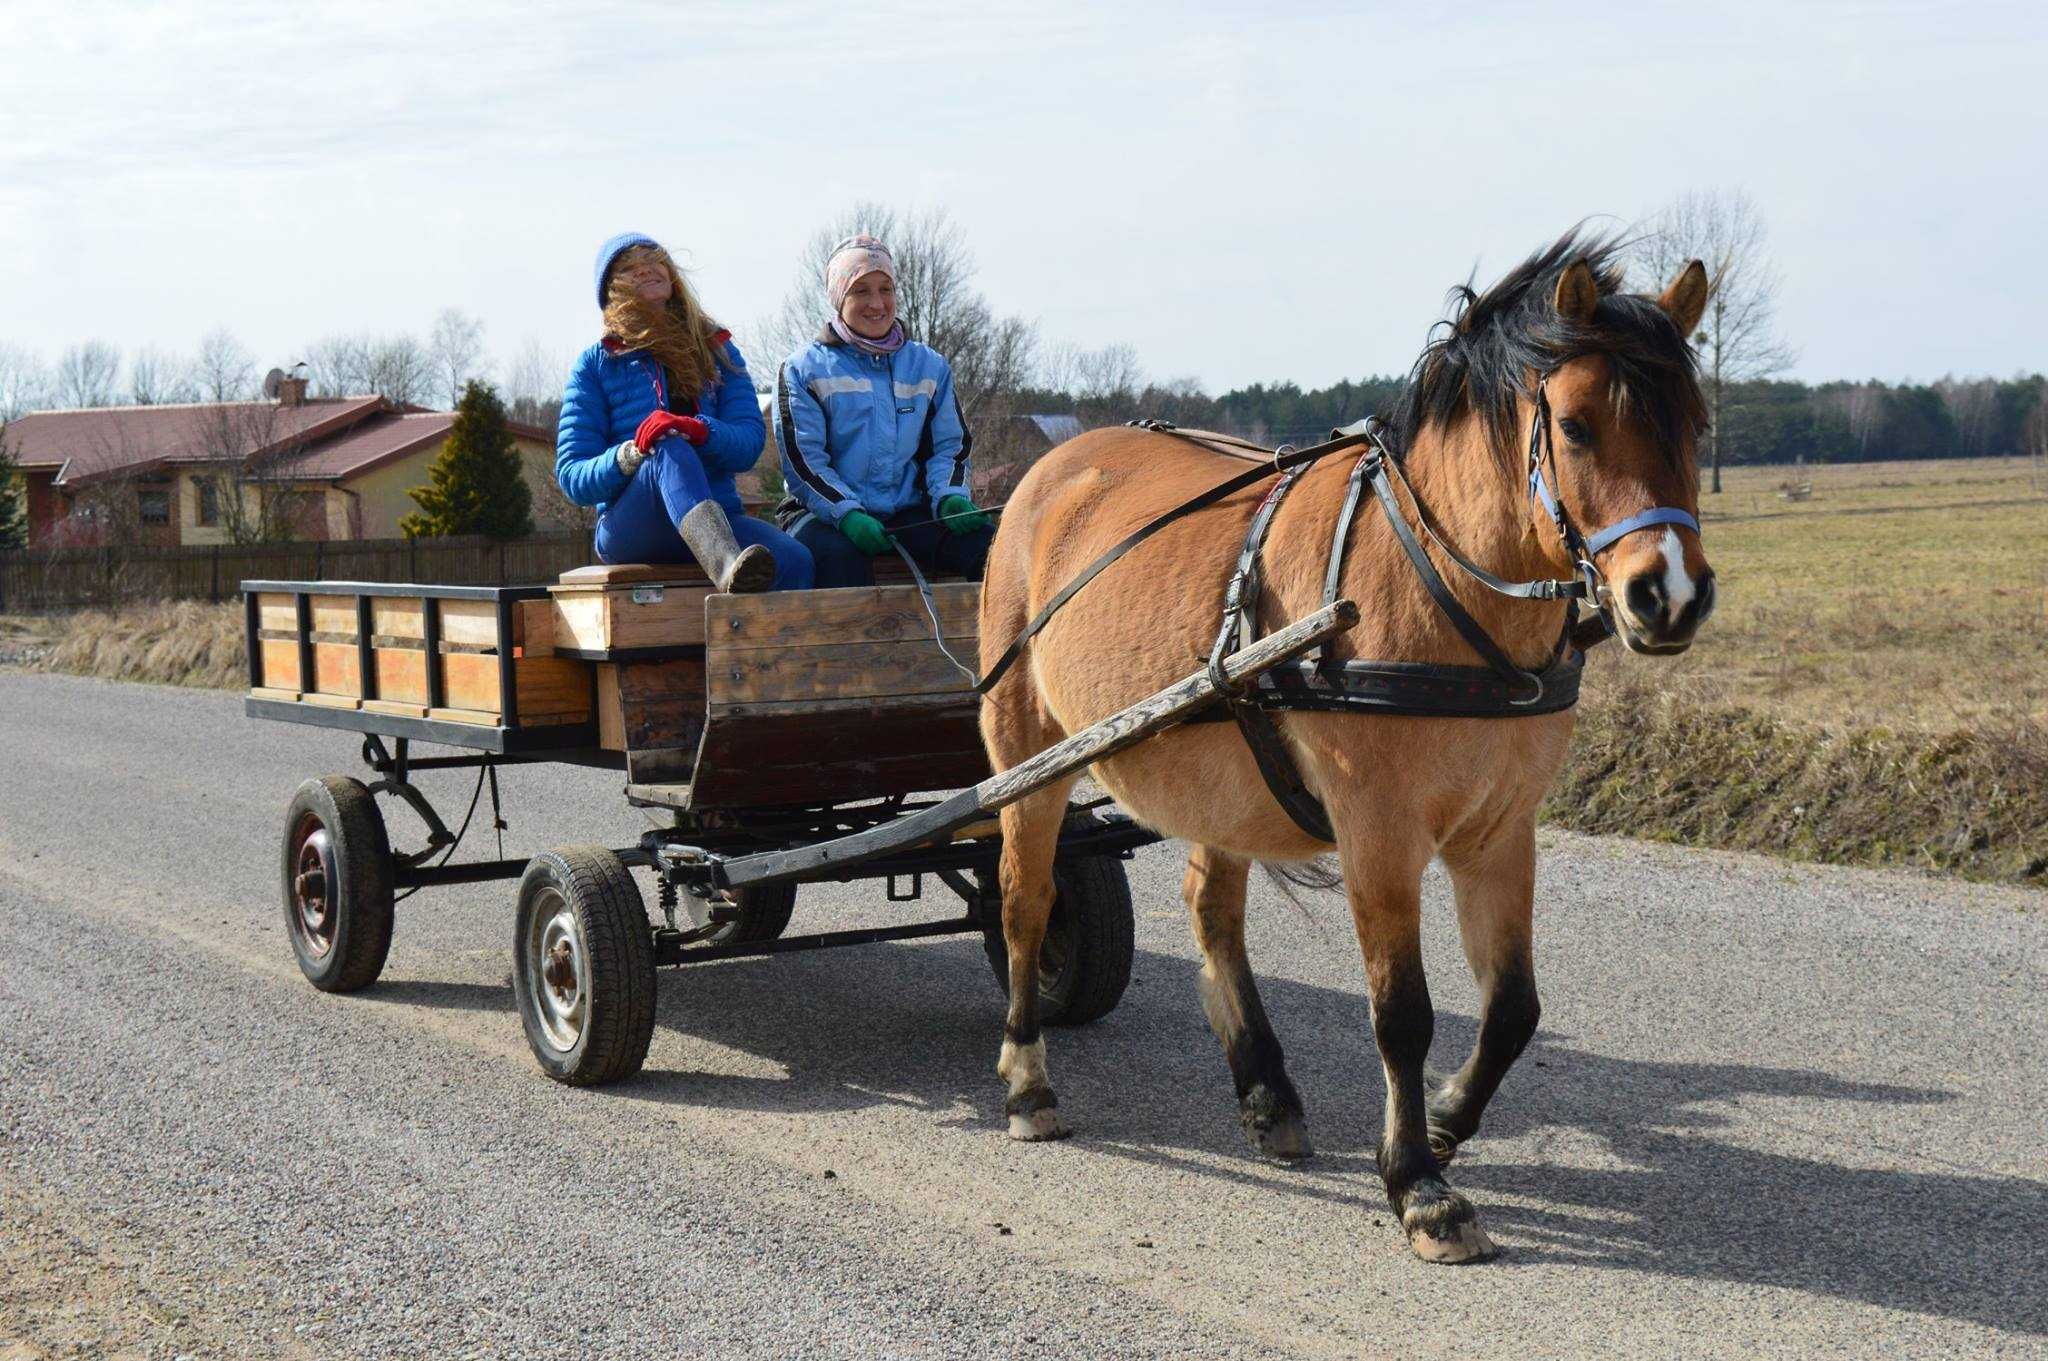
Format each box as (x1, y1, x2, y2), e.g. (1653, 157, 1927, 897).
(977, 232, 1715, 1264)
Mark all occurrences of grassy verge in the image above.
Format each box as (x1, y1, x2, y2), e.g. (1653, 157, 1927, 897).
(9, 578, 2044, 890)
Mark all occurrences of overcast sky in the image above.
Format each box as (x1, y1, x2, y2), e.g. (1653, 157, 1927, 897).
(3, 0, 2041, 397)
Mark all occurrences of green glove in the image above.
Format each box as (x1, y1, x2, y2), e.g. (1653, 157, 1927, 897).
(936, 494, 990, 535)
(839, 509, 894, 556)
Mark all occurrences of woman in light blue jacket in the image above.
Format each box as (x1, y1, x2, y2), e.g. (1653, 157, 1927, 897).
(556, 233, 812, 592)
(772, 234, 992, 589)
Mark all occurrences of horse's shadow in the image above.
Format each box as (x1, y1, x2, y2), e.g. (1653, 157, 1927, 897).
(377, 931, 2043, 1339)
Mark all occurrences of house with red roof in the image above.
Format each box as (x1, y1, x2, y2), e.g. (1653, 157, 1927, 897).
(5, 376, 554, 547)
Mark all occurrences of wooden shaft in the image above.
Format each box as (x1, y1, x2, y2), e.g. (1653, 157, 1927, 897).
(715, 599, 1358, 890)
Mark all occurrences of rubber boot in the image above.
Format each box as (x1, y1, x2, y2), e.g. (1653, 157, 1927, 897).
(678, 501, 775, 593)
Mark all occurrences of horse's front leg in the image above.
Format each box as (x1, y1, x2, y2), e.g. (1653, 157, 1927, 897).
(1429, 817, 1541, 1164)
(995, 780, 1079, 1141)
(1184, 844, 1312, 1160)
(1336, 826, 1496, 1264)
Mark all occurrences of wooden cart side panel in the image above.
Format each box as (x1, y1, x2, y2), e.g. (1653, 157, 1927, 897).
(708, 583, 979, 647)
(688, 696, 989, 807)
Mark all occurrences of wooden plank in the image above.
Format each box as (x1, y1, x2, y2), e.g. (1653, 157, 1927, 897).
(440, 598, 503, 649)
(361, 698, 430, 718)
(310, 594, 358, 638)
(427, 706, 499, 726)
(549, 584, 710, 652)
(688, 702, 988, 808)
(711, 583, 979, 648)
(625, 747, 697, 784)
(370, 597, 426, 641)
(515, 656, 593, 725)
(259, 639, 302, 690)
(373, 648, 429, 704)
(257, 593, 298, 634)
(311, 642, 363, 698)
(517, 599, 554, 654)
(614, 658, 706, 753)
(556, 562, 710, 588)
(596, 664, 624, 749)
(711, 639, 978, 705)
(301, 693, 361, 711)
(442, 652, 502, 714)
(249, 686, 301, 703)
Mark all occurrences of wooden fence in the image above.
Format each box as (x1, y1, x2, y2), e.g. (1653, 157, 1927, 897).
(0, 533, 596, 611)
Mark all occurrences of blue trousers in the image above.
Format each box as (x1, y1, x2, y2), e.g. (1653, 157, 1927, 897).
(593, 440, 813, 590)
(796, 506, 992, 590)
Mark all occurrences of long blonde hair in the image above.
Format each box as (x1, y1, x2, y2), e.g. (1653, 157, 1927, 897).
(601, 243, 732, 398)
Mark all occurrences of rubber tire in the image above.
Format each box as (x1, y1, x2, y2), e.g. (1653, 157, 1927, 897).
(725, 881, 798, 944)
(982, 853, 1135, 1027)
(513, 847, 657, 1086)
(282, 776, 395, 993)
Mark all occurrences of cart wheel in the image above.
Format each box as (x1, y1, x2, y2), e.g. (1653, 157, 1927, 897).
(282, 776, 395, 993)
(513, 847, 657, 1086)
(684, 882, 798, 946)
(983, 853, 1134, 1026)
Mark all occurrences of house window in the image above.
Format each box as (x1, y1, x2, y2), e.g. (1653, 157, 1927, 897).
(138, 488, 171, 525)
(197, 481, 220, 526)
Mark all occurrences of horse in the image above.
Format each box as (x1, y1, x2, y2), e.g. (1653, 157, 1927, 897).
(976, 231, 1716, 1264)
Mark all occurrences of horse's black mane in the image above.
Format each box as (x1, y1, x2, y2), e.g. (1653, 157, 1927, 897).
(1381, 229, 1705, 467)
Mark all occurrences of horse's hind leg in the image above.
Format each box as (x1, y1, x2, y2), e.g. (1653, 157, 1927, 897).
(1335, 820, 1495, 1264)
(1427, 818, 1540, 1164)
(1185, 844, 1311, 1160)
(995, 776, 1081, 1141)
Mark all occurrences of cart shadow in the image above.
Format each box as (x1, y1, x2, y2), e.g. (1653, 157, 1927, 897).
(619, 938, 2037, 1339)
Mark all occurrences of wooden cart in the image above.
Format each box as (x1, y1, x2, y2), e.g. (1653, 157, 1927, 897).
(246, 566, 1352, 1084)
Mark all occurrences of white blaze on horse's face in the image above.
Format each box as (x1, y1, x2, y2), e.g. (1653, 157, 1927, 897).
(1536, 261, 1717, 655)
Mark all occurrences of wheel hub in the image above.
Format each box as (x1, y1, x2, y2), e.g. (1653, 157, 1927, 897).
(291, 823, 337, 957)
(525, 890, 586, 1053)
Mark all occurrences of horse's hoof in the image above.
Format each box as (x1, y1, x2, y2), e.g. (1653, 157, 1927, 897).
(1008, 1108, 1070, 1141)
(1248, 1113, 1314, 1162)
(1407, 1219, 1496, 1264)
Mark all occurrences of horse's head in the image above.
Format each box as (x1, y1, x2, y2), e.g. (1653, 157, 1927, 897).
(1532, 257, 1716, 653)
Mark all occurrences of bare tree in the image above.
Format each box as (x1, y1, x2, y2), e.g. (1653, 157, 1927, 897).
(1935, 376, 2000, 457)
(504, 335, 570, 435)
(760, 202, 1038, 424)
(1041, 341, 1147, 428)
(302, 331, 433, 404)
(129, 346, 195, 405)
(0, 343, 48, 420)
(193, 328, 256, 402)
(54, 341, 122, 408)
(189, 401, 315, 544)
(430, 308, 487, 408)
(1636, 188, 1796, 492)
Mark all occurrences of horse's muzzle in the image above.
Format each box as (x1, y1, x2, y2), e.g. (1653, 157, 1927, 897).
(1613, 565, 1715, 654)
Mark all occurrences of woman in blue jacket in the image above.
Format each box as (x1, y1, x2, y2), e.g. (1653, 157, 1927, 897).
(556, 233, 812, 592)
(773, 233, 993, 589)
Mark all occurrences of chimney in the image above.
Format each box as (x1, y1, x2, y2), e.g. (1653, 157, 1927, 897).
(277, 375, 309, 407)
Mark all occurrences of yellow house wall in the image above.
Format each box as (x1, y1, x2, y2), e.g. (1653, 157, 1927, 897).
(345, 434, 555, 540)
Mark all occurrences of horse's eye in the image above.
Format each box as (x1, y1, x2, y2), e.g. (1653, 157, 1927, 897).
(1558, 417, 1591, 446)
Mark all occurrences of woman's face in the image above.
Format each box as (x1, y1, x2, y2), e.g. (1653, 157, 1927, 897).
(618, 252, 672, 305)
(839, 271, 897, 338)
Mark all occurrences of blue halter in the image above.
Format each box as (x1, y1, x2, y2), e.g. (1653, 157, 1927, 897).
(1525, 383, 1700, 571)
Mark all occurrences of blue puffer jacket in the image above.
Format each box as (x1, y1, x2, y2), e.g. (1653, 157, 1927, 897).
(772, 328, 972, 524)
(554, 335, 765, 517)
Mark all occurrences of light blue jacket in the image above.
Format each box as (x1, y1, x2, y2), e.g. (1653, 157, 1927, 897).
(554, 335, 765, 517)
(772, 328, 972, 524)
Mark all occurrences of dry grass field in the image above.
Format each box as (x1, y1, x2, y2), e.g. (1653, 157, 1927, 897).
(1609, 455, 2048, 731)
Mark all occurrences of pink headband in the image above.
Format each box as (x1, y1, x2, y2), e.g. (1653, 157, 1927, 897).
(825, 234, 896, 310)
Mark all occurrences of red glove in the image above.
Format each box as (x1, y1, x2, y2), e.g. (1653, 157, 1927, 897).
(634, 411, 710, 451)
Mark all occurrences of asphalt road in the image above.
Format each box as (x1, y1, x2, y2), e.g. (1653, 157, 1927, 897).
(1, 669, 2042, 1360)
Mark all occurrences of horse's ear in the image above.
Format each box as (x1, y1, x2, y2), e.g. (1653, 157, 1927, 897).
(1658, 259, 1709, 337)
(1553, 261, 1598, 324)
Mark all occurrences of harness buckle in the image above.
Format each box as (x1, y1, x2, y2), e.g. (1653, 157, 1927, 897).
(1508, 670, 1547, 708)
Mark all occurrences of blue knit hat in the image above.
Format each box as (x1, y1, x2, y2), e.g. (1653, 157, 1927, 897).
(593, 232, 660, 307)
